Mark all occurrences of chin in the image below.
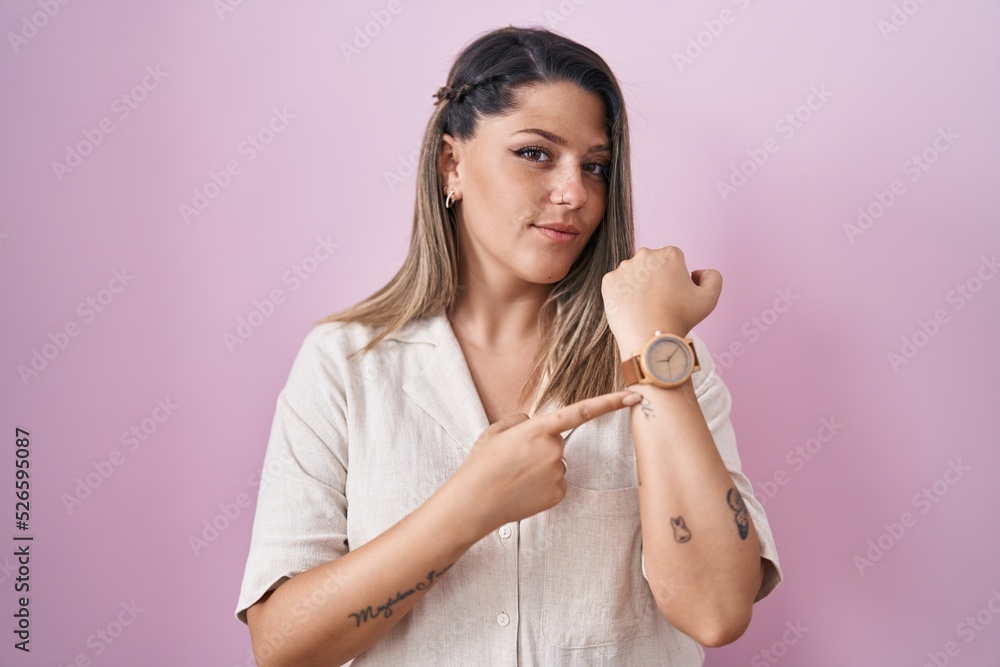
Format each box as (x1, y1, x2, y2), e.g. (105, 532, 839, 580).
(515, 246, 583, 284)
(523, 264, 574, 285)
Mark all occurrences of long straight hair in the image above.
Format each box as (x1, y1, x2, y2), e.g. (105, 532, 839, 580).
(315, 25, 635, 415)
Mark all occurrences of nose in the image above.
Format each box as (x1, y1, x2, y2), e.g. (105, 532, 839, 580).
(550, 163, 589, 208)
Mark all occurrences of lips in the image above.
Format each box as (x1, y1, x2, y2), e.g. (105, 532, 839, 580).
(534, 222, 580, 235)
(532, 223, 579, 245)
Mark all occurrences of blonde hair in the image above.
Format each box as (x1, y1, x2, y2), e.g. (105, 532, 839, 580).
(315, 25, 635, 415)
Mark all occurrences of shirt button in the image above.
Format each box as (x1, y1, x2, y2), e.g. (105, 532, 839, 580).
(496, 612, 510, 627)
(498, 525, 512, 539)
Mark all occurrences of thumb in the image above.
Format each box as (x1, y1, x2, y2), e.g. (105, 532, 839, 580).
(691, 268, 723, 294)
(483, 412, 530, 436)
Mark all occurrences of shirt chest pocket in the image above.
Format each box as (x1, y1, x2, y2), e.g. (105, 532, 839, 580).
(541, 483, 659, 649)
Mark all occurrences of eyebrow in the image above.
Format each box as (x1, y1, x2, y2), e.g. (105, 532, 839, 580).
(511, 128, 611, 153)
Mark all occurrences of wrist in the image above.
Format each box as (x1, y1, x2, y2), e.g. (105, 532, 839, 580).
(618, 329, 701, 390)
(632, 374, 697, 394)
(616, 326, 688, 361)
(432, 471, 496, 548)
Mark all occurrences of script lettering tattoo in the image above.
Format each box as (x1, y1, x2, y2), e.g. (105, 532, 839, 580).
(670, 516, 692, 543)
(347, 563, 455, 627)
(639, 395, 655, 421)
(727, 488, 749, 540)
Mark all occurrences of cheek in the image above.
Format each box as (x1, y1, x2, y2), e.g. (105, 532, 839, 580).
(587, 188, 609, 221)
(471, 172, 541, 224)
(470, 155, 516, 190)
(465, 170, 516, 220)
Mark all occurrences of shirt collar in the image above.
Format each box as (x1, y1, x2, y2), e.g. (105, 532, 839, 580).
(396, 312, 489, 453)
(392, 312, 572, 452)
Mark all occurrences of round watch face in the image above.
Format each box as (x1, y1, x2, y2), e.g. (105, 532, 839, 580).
(644, 336, 692, 384)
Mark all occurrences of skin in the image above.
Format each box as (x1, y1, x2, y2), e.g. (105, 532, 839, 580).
(603, 247, 765, 646)
(442, 80, 614, 418)
(246, 80, 765, 665)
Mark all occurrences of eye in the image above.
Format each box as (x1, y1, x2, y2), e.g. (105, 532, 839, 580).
(514, 146, 611, 180)
(585, 161, 612, 178)
(514, 145, 550, 162)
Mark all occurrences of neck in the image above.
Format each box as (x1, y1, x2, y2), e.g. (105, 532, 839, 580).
(448, 260, 551, 352)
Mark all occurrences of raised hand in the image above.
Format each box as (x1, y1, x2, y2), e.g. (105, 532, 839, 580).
(601, 245, 722, 353)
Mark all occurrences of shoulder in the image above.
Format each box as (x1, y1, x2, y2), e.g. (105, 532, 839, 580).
(300, 320, 371, 356)
(302, 315, 442, 355)
(281, 316, 443, 405)
(291, 315, 443, 378)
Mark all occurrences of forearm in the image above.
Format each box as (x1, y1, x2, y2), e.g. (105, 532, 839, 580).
(628, 378, 763, 645)
(247, 479, 484, 667)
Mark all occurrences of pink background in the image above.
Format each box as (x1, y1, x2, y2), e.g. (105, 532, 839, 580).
(3, 1, 999, 665)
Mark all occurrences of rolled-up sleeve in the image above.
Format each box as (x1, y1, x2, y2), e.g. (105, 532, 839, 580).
(234, 323, 351, 624)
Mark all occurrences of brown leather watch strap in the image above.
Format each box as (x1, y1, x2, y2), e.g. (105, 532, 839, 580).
(622, 356, 643, 386)
(689, 339, 701, 373)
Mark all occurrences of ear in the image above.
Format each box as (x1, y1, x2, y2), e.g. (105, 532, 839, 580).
(439, 133, 462, 193)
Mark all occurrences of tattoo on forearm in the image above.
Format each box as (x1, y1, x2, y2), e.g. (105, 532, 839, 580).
(670, 516, 692, 543)
(639, 395, 655, 421)
(347, 563, 454, 627)
(727, 488, 749, 540)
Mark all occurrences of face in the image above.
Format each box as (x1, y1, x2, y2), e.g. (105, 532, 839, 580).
(440, 80, 611, 286)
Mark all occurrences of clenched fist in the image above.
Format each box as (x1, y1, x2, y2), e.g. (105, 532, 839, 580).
(601, 246, 722, 356)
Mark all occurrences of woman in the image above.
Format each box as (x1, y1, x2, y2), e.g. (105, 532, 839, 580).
(235, 25, 782, 666)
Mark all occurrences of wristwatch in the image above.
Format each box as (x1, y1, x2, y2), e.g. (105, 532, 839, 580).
(621, 331, 700, 389)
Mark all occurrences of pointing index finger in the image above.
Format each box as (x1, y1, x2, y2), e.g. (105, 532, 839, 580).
(537, 390, 641, 435)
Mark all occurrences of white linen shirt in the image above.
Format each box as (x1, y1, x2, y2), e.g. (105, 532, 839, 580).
(235, 312, 782, 666)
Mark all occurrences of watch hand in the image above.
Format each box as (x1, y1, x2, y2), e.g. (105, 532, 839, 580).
(657, 350, 680, 364)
